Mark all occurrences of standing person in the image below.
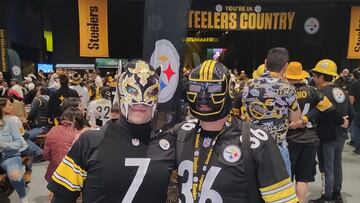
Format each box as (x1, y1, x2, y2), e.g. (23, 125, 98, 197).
(171, 60, 298, 203)
(0, 99, 28, 203)
(309, 59, 354, 203)
(87, 86, 112, 127)
(0, 72, 8, 98)
(284, 62, 348, 203)
(349, 68, 360, 154)
(241, 47, 302, 176)
(48, 74, 79, 123)
(47, 60, 176, 203)
(69, 73, 89, 110)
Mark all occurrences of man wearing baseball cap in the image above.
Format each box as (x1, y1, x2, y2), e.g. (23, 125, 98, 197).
(309, 59, 354, 203)
(285, 61, 348, 203)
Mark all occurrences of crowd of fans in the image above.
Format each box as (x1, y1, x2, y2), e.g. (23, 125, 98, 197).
(0, 48, 359, 203)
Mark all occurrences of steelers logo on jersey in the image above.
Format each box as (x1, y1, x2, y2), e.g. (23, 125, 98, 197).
(332, 87, 345, 103)
(223, 145, 241, 163)
(159, 139, 170, 151)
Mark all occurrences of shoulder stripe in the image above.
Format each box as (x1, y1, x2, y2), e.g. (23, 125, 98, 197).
(52, 172, 82, 192)
(64, 155, 87, 174)
(259, 177, 291, 193)
(62, 158, 87, 177)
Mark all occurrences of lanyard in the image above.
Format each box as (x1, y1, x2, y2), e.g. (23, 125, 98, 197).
(192, 128, 222, 201)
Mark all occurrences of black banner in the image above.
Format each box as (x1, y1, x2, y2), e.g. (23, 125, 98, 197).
(143, 0, 191, 130)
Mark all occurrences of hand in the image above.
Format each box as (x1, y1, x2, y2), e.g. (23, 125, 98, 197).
(288, 120, 304, 129)
(341, 116, 349, 128)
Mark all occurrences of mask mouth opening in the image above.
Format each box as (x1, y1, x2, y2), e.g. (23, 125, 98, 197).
(196, 103, 212, 112)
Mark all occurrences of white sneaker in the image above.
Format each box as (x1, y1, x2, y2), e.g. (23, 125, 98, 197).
(20, 197, 28, 203)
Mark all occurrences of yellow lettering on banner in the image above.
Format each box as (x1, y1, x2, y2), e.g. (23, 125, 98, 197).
(272, 13, 279, 29)
(214, 12, 221, 29)
(188, 10, 296, 31)
(194, 11, 201, 29)
(229, 13, 237, 29)
(240, 13, 248, 29)
(207, 12, 213, 29)
(248, 13, 256, 29)
(78, 0, 108, 57)
(279, 13, 287, 29)
(201, 11, 207, 29)
(256, 13, 264, 29)
(347, 6, 360, 59)
(188, 10, 194, 28)
(288, 12, 295, 29)
(221, 12, 228, 29)
(265, 13, 273, 29)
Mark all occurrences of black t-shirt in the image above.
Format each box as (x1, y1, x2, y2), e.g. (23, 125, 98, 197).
(48, 117, 176, 203)
(170, 117, 297, 203)
(349, 79, 360, 112)
(48, 87, 79, 119)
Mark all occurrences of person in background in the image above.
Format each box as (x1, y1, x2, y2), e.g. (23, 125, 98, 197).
(0, 72, 8, 98)
(48, 74, 79, 124)
(43, 107, 85, 194)
(23, 81, 44, 105)
(284, 62, 349, 203)
(349, 68, 360, 154)
(309, 59, 354, 203)
(8, 79, 24, 101)
(241, 47, 302, 176)
(0, 98, 28, 203)
(25, 86, 51, 141)
(87, 86, 112, 127)
(69, 73, 89, 110)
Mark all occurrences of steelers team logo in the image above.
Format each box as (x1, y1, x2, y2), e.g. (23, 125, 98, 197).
(159, 139, 170, 151)
(223, 145, 241, 163)
(332, 87, 345, 103)
(304, 17, 320, 35)
(150, 39, 180, 104)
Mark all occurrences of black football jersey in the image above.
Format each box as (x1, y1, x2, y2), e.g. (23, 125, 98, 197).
(47, 117, 176, 203)
(287, 83, 333, 144)
(170, 117, 298, 203)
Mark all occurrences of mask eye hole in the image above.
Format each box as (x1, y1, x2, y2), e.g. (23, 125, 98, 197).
(147, 87, 159, 98)
(126, 85, 138, 96)
(208, 84, 222, 93)
(188, 83, 202, 92)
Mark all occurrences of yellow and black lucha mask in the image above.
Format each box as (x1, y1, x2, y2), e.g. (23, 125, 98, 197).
(187, 60, 234, 121)
(117, 60, 161, 120)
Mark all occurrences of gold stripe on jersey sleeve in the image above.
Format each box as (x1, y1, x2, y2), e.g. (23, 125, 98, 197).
(260, 178, 298, 203)
(52, 171, 82, 192)
(207, 60, 217, 80)
(63, 155, 87, 175)
(316, 96, 333, 112)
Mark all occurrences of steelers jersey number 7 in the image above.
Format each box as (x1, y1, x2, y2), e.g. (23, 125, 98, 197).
(122, 158, 151, 203)
(178, 160, 223, 203)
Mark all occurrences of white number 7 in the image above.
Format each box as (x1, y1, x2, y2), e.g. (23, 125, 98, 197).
(122, 158, 151, 203)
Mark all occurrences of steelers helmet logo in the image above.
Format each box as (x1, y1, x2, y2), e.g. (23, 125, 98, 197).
(304, 17, 320, 35)
(223, 145, 241, 163)
(332, 87, 345, 103)
(150, 39, 180, 104)
(249, 101, 267, 120)
(159, 139, 170, 151)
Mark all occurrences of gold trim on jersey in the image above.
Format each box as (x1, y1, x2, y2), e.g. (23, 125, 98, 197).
(316, 96, 333, 112)
(259, 177, 298, 203)
(51, 155, 87, 192)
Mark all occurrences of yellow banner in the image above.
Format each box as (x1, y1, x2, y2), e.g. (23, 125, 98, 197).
(347, 6, 360, 59)
(78, 0, 109, 57)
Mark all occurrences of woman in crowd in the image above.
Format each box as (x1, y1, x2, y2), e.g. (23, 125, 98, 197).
(43, 107, 85, 184)
(0, 98, 28, 203)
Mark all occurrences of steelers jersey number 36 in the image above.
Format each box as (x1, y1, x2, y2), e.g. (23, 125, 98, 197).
(178, 160, 223, 203)
(123, 158, 150, 203)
